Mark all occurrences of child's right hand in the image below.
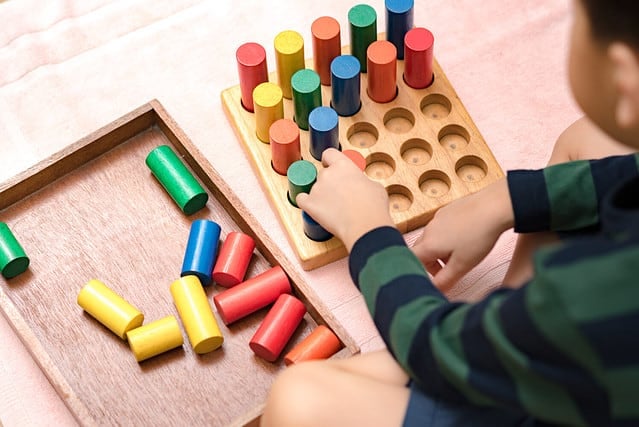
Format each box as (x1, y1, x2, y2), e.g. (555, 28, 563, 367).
(411, 178, 515, 290)
(296, 148, 395, 252)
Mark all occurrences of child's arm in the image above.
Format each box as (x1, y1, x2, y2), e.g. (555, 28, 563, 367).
(412, 153, 639, 289)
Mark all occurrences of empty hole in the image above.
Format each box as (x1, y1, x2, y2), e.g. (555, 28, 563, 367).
(365, 152, 396, 181)
(400, 139, 432, 165)
(420, 94, 452, 120)
(386, 185, 413, 212)
(438, 125, 470, 151)
(455, 156, 487, 183)
(419, 170, 451, 197)
(347, 122, 379, 148)
(384, 108, 415, 133)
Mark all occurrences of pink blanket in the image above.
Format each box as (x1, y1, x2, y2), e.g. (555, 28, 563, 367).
(0, 0, 580, 424)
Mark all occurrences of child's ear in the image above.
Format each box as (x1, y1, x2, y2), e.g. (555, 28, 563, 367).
(609, 43, 639, 128)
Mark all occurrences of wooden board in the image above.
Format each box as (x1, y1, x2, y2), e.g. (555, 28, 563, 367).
(222, 37, 504, 271)
(0, 100, 358, 427)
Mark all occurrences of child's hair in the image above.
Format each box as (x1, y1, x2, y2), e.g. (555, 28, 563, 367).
(581, 0, 639, 47)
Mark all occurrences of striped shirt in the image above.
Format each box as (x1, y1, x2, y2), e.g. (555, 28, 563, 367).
(349, 153, 639, 426)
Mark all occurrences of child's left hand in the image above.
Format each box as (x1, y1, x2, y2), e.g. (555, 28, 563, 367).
(296, 148, 395, 251)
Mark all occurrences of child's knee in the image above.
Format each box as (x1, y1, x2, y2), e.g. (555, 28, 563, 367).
(262, 363, 328, 427)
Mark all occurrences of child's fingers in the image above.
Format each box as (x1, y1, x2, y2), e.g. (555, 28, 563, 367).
(295, 192, 310, 211)
(321, 148, 346, 167)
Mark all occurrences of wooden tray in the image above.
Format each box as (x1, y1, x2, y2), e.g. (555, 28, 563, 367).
(222, 36, 504, 271)
(0, 100, 358, 427)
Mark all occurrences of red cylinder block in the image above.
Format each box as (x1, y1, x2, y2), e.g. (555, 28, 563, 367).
(212, 231, 256, 288)
(342, 149, 366, 171)
(250, 293, 306, 362)
(311, 16, 342, 86)
(366, 40, 397, 103)
(270, 118, 301, 175)
(236, 42, 269, 112)
(213, 265, 291, 324)
(404, 27, 435, 89)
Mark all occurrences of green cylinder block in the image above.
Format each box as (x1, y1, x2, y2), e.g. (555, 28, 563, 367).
(291, 69, 322, 131)
(287, 160, 317, 207)
(145, 145, 208, 215)
(0, 222, 29, 279)
(348, 4, 377, 73)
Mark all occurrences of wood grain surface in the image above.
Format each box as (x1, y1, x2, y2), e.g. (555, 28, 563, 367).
(0, 101, 357, 426)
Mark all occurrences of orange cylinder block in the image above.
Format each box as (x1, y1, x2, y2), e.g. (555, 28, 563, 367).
(284, 324, 343, 365)
(367, 40, 397, 103)
(311, 16, 341, 86)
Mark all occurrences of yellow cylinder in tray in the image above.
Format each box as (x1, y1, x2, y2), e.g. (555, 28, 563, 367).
(170, 275, 224, 354)
(127, 315, 184, 362)
(77, 279, 144, 339)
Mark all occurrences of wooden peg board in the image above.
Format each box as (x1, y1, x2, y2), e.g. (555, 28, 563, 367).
(222, 36, 504, 271)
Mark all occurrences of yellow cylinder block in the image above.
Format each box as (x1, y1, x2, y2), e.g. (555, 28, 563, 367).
(274, 30, 305, 99)
(253, 82, 284, 143)
(170, 275, 224, 354)
(77, 279, 144, 339)
(127, 316, 184, 362)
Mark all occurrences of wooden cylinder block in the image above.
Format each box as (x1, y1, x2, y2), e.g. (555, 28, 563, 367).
(212, 231, 256, 288)
(367, 40, 398, 103)
(284, 324, 343, 365)
(404, 27, 434, 89)
(213, 265, 291, 325)
(170, 275, 224, 354)
(385, 0, 414, 60)
(274, 30, 305, 99)
(127, 316, 183, 362)
(270, 118, 301, 176)
(253, 82, 284, 143)
(249, 293, 306, 362)
(348, 4, 377, 73)
(311, 16, 341, 85)
(236, 42, 269, 112)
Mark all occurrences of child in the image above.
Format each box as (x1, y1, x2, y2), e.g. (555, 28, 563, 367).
(262, 0, 639, 425)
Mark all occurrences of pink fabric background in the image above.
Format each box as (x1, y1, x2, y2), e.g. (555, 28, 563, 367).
(0, 0, 580, 425)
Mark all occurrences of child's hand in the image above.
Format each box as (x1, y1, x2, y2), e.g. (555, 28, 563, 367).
(411, 178, 514, 290)
(296, 148, 395, 252)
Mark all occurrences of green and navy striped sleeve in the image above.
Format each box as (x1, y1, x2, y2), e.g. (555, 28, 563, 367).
(507, 153, 639, 233)
(350, 223, 639, 425)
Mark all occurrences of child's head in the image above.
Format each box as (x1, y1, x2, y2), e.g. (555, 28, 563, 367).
(569, 0, 639, 147)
